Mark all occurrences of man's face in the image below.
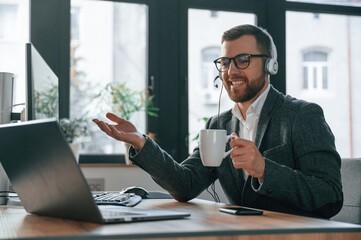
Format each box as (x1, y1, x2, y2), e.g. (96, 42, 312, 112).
(220, 35, 268, 104)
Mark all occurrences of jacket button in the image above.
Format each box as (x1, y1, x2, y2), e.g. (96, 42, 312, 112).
(266, 189, 273, 194)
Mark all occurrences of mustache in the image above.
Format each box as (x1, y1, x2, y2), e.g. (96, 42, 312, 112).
(227, 77, 247, 82)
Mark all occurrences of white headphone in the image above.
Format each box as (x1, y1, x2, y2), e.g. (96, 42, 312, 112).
(262, 29, 278, 75)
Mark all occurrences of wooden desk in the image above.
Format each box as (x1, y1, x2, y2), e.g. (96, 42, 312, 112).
(1, 199, 360, 240)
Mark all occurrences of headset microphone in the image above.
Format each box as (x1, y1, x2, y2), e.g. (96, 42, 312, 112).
(213, 75, 220, 88)
(216, 75, 224, 129)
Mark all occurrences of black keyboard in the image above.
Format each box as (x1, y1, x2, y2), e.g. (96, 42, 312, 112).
(92, 192, 142, 207)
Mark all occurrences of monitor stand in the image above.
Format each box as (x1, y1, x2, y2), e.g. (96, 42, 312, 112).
(0, 163, 10, 205)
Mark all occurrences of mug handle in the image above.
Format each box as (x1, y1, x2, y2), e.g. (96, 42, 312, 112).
(223, 134, 233, 158)
(223, 148, 233, 158)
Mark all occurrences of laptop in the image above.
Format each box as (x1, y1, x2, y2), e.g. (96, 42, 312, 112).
(0, 119, 190, 223)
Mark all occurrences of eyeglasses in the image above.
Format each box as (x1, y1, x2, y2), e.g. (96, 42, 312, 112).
(213, 53, 269, 72)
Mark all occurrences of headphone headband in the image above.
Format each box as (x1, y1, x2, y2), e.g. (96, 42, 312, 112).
(261, 29, 278, 75)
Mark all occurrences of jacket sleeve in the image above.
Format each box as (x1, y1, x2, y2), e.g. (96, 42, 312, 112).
(129, 134, 217, 202)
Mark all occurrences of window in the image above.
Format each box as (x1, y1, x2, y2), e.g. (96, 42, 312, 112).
(188, 9, 256, 152)
(302, 50, 329, 91)
(0, 4, 17, 41)
(0, 0, 29, 112)
(27, 1, 361, 162)
(200, 47, 220, 105)
(287, 0, 361, 7)
(70, 0, 148, 155)
(287, 11, 361, 158)
(70, 7, 80, 43)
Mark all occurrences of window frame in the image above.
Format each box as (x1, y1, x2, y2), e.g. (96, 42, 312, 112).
(29, 0, 361, 163)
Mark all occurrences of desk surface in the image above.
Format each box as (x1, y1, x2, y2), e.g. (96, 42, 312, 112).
(1, 199, 361, 240)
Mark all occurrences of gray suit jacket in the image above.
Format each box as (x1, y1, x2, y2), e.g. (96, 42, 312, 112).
(131, 85, 343, 219)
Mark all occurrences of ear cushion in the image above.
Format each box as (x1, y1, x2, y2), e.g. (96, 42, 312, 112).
(265, 58, 278, 75)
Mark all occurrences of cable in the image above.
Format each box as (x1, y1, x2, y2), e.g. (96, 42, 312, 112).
(217, 83, 224, 130)
(205, 168, 220, 203)
(206, 181, 220, 203)
(203, 75, 224, 203)
(204, 75, 224, 202)
(0, 103, 25, 114)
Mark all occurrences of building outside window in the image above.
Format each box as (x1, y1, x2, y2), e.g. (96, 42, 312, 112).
(287, 11, 361, 158)
(302, 50, 329, 91)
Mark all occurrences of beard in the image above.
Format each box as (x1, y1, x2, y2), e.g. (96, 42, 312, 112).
(225, 75, 267, 103)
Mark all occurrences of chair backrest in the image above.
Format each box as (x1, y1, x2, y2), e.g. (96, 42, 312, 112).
(331, 158, 361, 225)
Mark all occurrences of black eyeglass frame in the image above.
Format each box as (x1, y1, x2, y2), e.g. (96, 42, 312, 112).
(213, 53, 269, 72)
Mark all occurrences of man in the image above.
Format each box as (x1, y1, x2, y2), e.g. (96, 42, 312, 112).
(93, 24, 343, 219)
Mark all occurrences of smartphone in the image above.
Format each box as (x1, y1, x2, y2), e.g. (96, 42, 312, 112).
(219, 206, 263, 215)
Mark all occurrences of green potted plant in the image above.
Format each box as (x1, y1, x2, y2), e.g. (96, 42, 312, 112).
(94, 81, 159, 164)
(34, 84, 59, 119)
(95, 82, 158, 120)
(186, 116, 209, 152)
(59, 117, 89, 144)
(58, 117, 90, 162)
(34, 85, 90, 162)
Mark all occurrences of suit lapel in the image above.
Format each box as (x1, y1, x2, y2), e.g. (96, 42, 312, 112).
(225, 115, 248, 191)
(255, 114, 270, 148)
(255, 85, 280, 148)
(226, 115, 239, 149)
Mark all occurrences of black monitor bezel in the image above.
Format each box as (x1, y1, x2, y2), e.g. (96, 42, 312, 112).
(25, 43, 59, 121)
(25, 43, 35, 121)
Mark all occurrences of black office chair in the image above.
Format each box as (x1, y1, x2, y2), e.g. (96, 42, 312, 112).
(331, 158, 361, 225)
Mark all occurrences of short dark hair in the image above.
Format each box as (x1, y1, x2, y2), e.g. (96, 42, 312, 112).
(221, 24, 274, 58)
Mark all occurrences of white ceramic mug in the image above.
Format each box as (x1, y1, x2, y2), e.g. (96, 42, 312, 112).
(199, 129, 232, 167)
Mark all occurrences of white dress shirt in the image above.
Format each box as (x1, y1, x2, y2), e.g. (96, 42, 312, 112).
(231, 84, 270, 181)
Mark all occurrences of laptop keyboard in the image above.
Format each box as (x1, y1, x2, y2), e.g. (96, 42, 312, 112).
(92, 192, 142, 207)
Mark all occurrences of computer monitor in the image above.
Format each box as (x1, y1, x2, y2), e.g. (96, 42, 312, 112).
(25, 43, 59, 121)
